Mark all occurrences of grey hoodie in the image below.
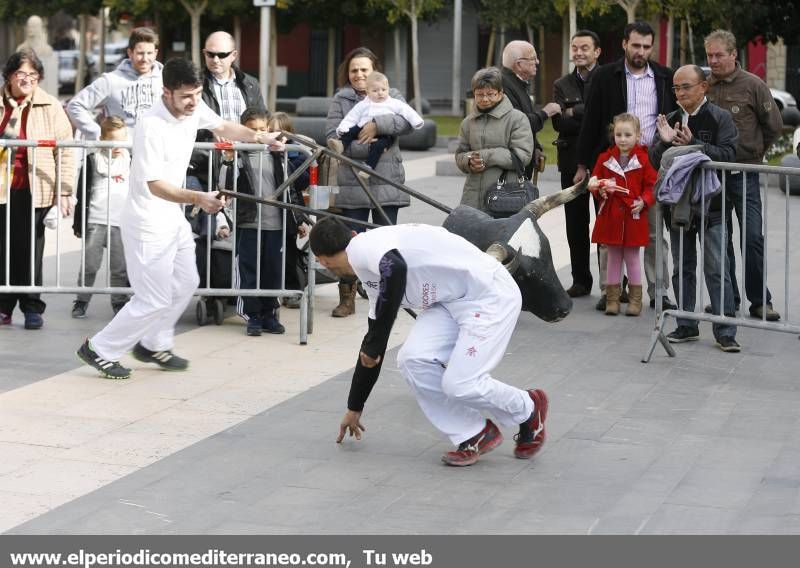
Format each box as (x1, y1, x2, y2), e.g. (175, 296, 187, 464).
(67, 58, 164, 139)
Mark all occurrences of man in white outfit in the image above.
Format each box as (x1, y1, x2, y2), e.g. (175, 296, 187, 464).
(77, 58, 283, 380)
(309, 217, 549, 467)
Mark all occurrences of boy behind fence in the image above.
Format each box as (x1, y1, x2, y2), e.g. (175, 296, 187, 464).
(72, 116, 131, 318)
(222, 107, 307, 336)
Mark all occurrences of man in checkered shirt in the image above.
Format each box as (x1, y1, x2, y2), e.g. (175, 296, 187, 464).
(186, 31, 267, 193)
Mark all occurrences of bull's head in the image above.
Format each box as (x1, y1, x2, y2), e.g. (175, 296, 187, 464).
(442, 178, 588, 322)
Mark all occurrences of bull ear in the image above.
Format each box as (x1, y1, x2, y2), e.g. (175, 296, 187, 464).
(526, 177, 589, 218)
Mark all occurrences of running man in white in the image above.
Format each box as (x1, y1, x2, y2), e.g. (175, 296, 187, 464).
(309, 217, 549, 466)
(77, 58, 283, 379)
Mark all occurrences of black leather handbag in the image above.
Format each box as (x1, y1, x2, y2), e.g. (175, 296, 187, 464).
(484, 151, 539, 218)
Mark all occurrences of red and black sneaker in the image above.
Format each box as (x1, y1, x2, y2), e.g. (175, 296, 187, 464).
(514, 389, 549, 459)
(441, 419, 503, 467)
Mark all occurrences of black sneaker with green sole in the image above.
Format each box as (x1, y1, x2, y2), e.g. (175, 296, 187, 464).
(77, 339, 132, 380)
(132, 342, 189, 371)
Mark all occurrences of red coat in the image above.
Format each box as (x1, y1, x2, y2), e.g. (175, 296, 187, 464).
(590, 144, 656, 247)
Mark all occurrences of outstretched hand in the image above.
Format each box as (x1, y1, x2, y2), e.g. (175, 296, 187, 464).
(337, 410, 365, 443)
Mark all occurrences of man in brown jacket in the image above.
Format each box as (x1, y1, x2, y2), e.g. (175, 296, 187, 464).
(705, 29, 783, 321)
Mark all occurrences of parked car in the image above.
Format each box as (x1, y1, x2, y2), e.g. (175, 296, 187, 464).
(55, 50, 96, 95)
(92, 41, 129, 73)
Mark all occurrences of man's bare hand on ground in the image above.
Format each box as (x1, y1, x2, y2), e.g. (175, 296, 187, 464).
(337, 410, 365, 443)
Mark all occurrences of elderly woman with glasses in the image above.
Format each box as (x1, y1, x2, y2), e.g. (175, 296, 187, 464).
(0, 48, 75, 330)
(455, 67, 533, 212)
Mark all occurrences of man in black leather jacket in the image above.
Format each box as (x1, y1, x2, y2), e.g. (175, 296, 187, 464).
(552, 29, 601, 298)
(187, 31, 266, 192)
(500, 40, 561, 178)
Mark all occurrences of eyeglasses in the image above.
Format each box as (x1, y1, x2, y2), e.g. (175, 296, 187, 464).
(517, 57, 538, 63)
(672, 82, 702, 92)
(204, 50, 233, 60)
(474, 90, 501, 100)
(14, 71, 40, 81)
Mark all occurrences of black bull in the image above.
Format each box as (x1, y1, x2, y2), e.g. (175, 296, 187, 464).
(443, 179, 588, 322)
(222, 136, 588, 323)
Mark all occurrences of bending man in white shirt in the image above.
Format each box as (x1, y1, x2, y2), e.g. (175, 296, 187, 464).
(77, 57, 283, 380)
(309, 217, 549, 467)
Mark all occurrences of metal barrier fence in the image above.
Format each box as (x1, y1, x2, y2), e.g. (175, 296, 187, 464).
(643, 160, 800, 362)
(0, 138, 315, 344)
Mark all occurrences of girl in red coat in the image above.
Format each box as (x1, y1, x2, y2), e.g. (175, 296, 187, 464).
(588, 113, 656, 316)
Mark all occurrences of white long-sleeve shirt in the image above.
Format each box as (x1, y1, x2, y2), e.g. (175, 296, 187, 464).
(336, 98, 424, 134)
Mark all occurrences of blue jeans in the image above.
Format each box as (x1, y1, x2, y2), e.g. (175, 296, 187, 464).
(236, 228, 283, 317)
(724, 171, 771, 308)
(669, 211, 737, 339)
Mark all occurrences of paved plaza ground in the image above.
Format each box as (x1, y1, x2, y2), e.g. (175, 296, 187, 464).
(2, 147, 800, 535)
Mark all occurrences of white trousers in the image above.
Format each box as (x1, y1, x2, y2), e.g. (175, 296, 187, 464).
(396, 269, 533, 446)
(91, 222, 199, 361)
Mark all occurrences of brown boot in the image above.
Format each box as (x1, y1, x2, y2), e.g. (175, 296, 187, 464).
(605, 284, 621, 315)
(625, 284, 643, 316)
(332, 282, 356, 317)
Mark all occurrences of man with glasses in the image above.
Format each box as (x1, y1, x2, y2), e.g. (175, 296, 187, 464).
(552, 29, 601, 298)
(704, 29, 783, 321)
(187, 31, 266, 194)
(68, 27, 162, 138)
(576, 21, 678, 311)
(649, 65, 741, 352)
(500, 40, 561, 178)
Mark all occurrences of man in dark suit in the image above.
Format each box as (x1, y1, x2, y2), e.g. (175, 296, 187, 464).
(575, 21, 678, 311)
(552, 29, 601, 297)
(501, 40, 561, 178)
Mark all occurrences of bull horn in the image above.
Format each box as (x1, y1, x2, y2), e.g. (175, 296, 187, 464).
(486, 243, 508, 262)
(486, 243, 520, 274)
(526, 176, 589, 218)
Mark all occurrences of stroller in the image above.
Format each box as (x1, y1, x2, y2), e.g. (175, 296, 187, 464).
(187, 204, 235, 326)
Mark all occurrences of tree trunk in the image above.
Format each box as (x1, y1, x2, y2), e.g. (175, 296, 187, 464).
(269, 13, 278, 111)
(569, 0, 577, 42)
(98, 6, 106, 73)
(233, 16, 242, 50)
(665, 11, 674, 68)
(485, 26, 496, 68)
(327, 27, 336, 97)
(178, 0, 208, 67)
(75, 14, 88, 94)
(393, 26, 402, 91)
(617, 0, 638, 23)
(537, 25, 545, 105)
(679, 18, 686, 66)
(409, 10, 422, 114)
(686, 12, 695, 64)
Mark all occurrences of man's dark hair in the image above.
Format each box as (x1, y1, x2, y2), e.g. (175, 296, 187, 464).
(240, 107, 269, 125)
(309, 217, 353, 257)
(162, 57, 203, 90)
(128, 27, 159, 50)
(623, 21, 655, 41)
(573, 29, 601, 49)
(3, 48, 44, 83)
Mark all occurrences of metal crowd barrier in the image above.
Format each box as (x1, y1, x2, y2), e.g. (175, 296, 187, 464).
(0, 139, 315, 345)
(643, 160, 800, 362)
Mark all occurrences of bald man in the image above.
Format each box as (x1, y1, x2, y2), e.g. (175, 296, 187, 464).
(187, 31, 266, 192)
(501, 40, 561, 178)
